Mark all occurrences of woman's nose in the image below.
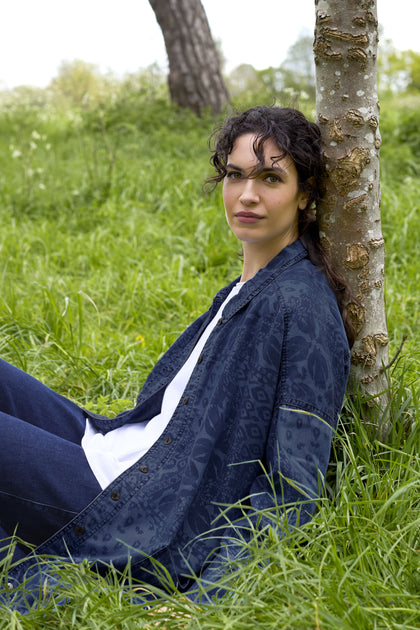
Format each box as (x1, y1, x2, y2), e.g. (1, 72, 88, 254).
(239, 179, 259, 205)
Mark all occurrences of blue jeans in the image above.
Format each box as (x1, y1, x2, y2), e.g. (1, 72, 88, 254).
(0, 359, 102, 559)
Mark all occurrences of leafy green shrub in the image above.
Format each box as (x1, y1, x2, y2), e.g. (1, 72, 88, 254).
(394, 108, 420, 157)
(380, 100, 420, 177)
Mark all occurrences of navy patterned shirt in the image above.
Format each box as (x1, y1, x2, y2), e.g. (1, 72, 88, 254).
(6, 238, 350, 607)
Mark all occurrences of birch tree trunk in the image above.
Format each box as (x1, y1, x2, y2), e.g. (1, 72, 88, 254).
(148, 0, 229, 115)
(314, 0, 389, 404)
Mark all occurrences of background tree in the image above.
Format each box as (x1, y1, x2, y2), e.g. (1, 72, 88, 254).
(378, 44, 420, 93)
(314, 0, 388, 408)
(50, 59, 108, 108)
(226, 34, 315, 105)
(148, 0, 229, 115)
(280, 34, 316, 101)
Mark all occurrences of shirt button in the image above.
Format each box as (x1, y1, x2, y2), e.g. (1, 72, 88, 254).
(163, 436, 172, 445)
(74, 525, 85, 536)
(196, 354, 203, 364)
(110, 490, 120, 501)
(182, 396, 189, 405)
(139, 465, 149, 473)
(216, 318, 223, 326)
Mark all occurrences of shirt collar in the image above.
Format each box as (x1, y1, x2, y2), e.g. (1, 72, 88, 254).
(212, 238, 308, 319)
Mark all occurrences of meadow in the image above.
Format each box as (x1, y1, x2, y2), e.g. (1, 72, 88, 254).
(0, 86, 419, 628)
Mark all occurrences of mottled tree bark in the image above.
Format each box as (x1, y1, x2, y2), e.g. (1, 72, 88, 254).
(314, 0, 389, 401)
(148, 0, 229, 115)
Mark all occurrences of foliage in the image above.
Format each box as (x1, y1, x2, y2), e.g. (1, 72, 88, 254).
(278, 34, 315, 101)
(382, 106, 420, 160)
(0, 72, 419, 627)
(49, 59, 111, 108)
(378, 42, 420, 94)
(226, 34, 315, 108)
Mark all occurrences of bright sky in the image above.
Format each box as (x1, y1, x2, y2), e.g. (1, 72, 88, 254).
(0, 0, 418, 89)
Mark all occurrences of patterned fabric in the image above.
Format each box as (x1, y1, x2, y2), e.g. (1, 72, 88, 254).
(5, 238, 350, 608)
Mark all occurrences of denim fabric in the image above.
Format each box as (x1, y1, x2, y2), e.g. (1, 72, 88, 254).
(0, 360, 102, 552)
(3, 239, 350, 610)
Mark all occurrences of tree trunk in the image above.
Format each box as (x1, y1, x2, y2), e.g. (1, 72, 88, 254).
(314, 0, 389, 402)
(148, 0, 229, 115)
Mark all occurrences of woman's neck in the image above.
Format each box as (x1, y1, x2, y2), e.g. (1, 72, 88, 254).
(240, 255, 272, 282)
(240, 237, 296, 282)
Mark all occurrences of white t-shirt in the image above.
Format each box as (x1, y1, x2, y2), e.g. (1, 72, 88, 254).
(82, 282, 245, 489)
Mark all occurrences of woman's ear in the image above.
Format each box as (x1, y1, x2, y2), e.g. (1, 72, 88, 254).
(298, 177, 315, 210)
(298, 193, 310, 210)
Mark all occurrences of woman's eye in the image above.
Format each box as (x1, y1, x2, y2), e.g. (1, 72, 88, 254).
(264, 174, 281, 184)
(226, 171, 242, 180)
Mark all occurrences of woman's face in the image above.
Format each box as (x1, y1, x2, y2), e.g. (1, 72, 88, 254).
(223, 134, 308, 255)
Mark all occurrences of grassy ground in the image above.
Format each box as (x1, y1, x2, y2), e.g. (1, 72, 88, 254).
(0, 94, 419, 627)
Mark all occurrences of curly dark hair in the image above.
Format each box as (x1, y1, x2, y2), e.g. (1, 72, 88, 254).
(207, 106, 355, 347)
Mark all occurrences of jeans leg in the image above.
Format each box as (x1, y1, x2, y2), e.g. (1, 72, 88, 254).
(0, 358, 87, 442)
(0, 359, 102, 547)
(0, 411, 102, 546)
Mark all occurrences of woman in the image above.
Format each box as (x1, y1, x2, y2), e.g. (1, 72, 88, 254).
(1, 106, 351, 607)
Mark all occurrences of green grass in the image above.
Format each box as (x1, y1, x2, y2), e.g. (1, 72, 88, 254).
(1, 396, 418, 628)
(0, 93, 419, 627)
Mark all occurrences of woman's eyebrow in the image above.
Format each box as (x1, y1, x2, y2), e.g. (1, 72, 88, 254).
(226, 163, 288, 176)
(226, 162, 244, 171)
(259, 165, 287, 176)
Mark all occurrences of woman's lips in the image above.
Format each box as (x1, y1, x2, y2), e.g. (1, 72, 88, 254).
(236, 212, 263, 224)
